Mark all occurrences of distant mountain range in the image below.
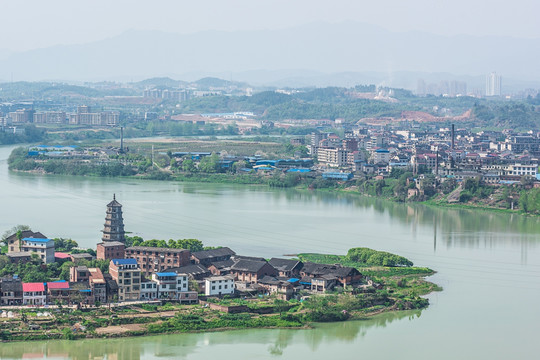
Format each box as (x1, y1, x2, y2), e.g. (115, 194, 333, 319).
(1, 21, 539, 91)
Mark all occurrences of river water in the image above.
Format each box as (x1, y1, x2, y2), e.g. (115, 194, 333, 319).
(0, 144, 539, 359)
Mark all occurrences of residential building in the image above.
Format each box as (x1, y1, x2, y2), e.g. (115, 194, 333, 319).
(372, 148, 391, 164)
(268, 258, 303, 278)
(151, 272, 189, 299)
(70, 266, 90, 283)
(19, 238, 55, 263)
(230, 259, 278, 284)
(6, 230, 47, 253)
(207, 259, 235, 275)
(0, 276, 23, 305)
(258, 276, 295, 300)
(191, 247, 236, 267)
(5, 252, 32, 263)
(169, 264, 211, 280)
(47, 281, 70, 304)
(205, 275, 235, 296)
(140, 278, 158, 300)
(109, 258, 141, 301)
(8, 109, 34, 124)
(70, 253, 94, 263)
(508, 163, 538, 176)
(322, 172, 353, 180)
(317, 148, 348, 167)
(125, 246, 191, 276)
(97, 241, 125, 260)
(89, 268, 107, 304)
(33, 111, 66, 124)
(300, 262, 362, 286)
(22, 282, 46, 305)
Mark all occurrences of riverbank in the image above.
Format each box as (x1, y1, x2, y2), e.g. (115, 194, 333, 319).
(0, 249, 440, 343)
(9, 143, 538, 216)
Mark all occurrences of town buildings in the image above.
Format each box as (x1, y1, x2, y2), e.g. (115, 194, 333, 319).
(125, 246, 191, 276)
(205, 275, 235, 296)
(97, 241, 125, 261)
(0, 276, 23, 305)
(109, 258, 141, 301)
(15, 238, 55, 264)
(22, 283, 46, 306)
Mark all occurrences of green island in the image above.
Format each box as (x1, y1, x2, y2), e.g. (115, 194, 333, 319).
(0, 247, 439, 342)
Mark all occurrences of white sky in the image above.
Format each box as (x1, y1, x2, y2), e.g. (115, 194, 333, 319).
(2, 0, 540, 52)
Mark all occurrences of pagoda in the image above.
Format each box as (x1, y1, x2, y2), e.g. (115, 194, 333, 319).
(101, 194, 126, 244)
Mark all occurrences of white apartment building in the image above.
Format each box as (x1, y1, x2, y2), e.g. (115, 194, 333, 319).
(205, 275, 235, 296)
(20, 238, 55, 264)
(317, 148, 348, 167)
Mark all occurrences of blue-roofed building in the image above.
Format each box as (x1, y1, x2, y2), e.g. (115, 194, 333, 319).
(286, 168, 312, 173)
(20, 238, 55, 264)
(255, 160, 278, 167)
(373, 148, 391, 163)
(111, 258, 138, 266)
(110, 258, 141, 301)
(322, 172, 353, 181)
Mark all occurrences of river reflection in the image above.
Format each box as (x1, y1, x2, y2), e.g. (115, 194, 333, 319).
(0, 310, 421, 359)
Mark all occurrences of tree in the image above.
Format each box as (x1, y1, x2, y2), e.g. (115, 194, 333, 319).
(273, 299, 289, 316)
(199, 153, 220, 173)
(182, 159, 197, 173)
(1, 225, 31, 245)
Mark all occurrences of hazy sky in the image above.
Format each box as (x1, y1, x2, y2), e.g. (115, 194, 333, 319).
(2, 0, 539, 52)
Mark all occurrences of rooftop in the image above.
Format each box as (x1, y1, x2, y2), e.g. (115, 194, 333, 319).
(99, 241, 125, 247)
(191, 247, 235, 260)
(111, 258, 138, 266)
(23, 282, 45, 292)
(206, 275, 234, 281)
(126, 246, 188, 253)
(156, 272, 177, 277)
(22, 238, 53, 243)
(47, 281, 70, 290)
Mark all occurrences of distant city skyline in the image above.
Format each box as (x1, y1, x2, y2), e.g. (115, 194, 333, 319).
(486, 72, 502, 97)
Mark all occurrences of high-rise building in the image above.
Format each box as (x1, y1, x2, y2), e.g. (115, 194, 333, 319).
(486, 72, 502, 96)
(101, 194, 126, 244)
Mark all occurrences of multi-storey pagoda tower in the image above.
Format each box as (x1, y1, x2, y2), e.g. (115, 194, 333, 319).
(101, 194, 126, 244)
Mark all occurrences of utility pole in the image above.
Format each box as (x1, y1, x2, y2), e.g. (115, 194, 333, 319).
(151, 145, 154, 169)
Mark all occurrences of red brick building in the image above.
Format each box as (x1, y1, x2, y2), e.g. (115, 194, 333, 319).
(97, 241, 125, 261)
(125, 246, 191, 276)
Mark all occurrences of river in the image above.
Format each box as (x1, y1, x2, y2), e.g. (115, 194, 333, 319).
(0, 144, 539, 359)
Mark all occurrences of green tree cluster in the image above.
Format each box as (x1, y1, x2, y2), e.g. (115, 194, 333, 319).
(346, 247, 413, 267)
(125, 236, 214, 252)
(519, 188, 540, 214)
(53, 238, 79, 252)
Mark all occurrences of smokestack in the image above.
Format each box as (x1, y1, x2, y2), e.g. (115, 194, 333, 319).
(451, 124, 455, 150)
(120, 126, 124, 153)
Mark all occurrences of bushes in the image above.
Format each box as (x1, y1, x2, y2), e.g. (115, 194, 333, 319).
(147, 313, 303, 334)
(346, 248, 413, 267)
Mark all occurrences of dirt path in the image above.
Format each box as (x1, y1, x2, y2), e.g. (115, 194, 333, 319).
(94, 323, 147, 335)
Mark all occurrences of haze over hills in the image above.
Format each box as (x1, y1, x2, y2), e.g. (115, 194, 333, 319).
(1, 21, 539, 91)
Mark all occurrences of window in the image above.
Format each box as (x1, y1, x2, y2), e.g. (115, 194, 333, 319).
(212, 286, 215, 290)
